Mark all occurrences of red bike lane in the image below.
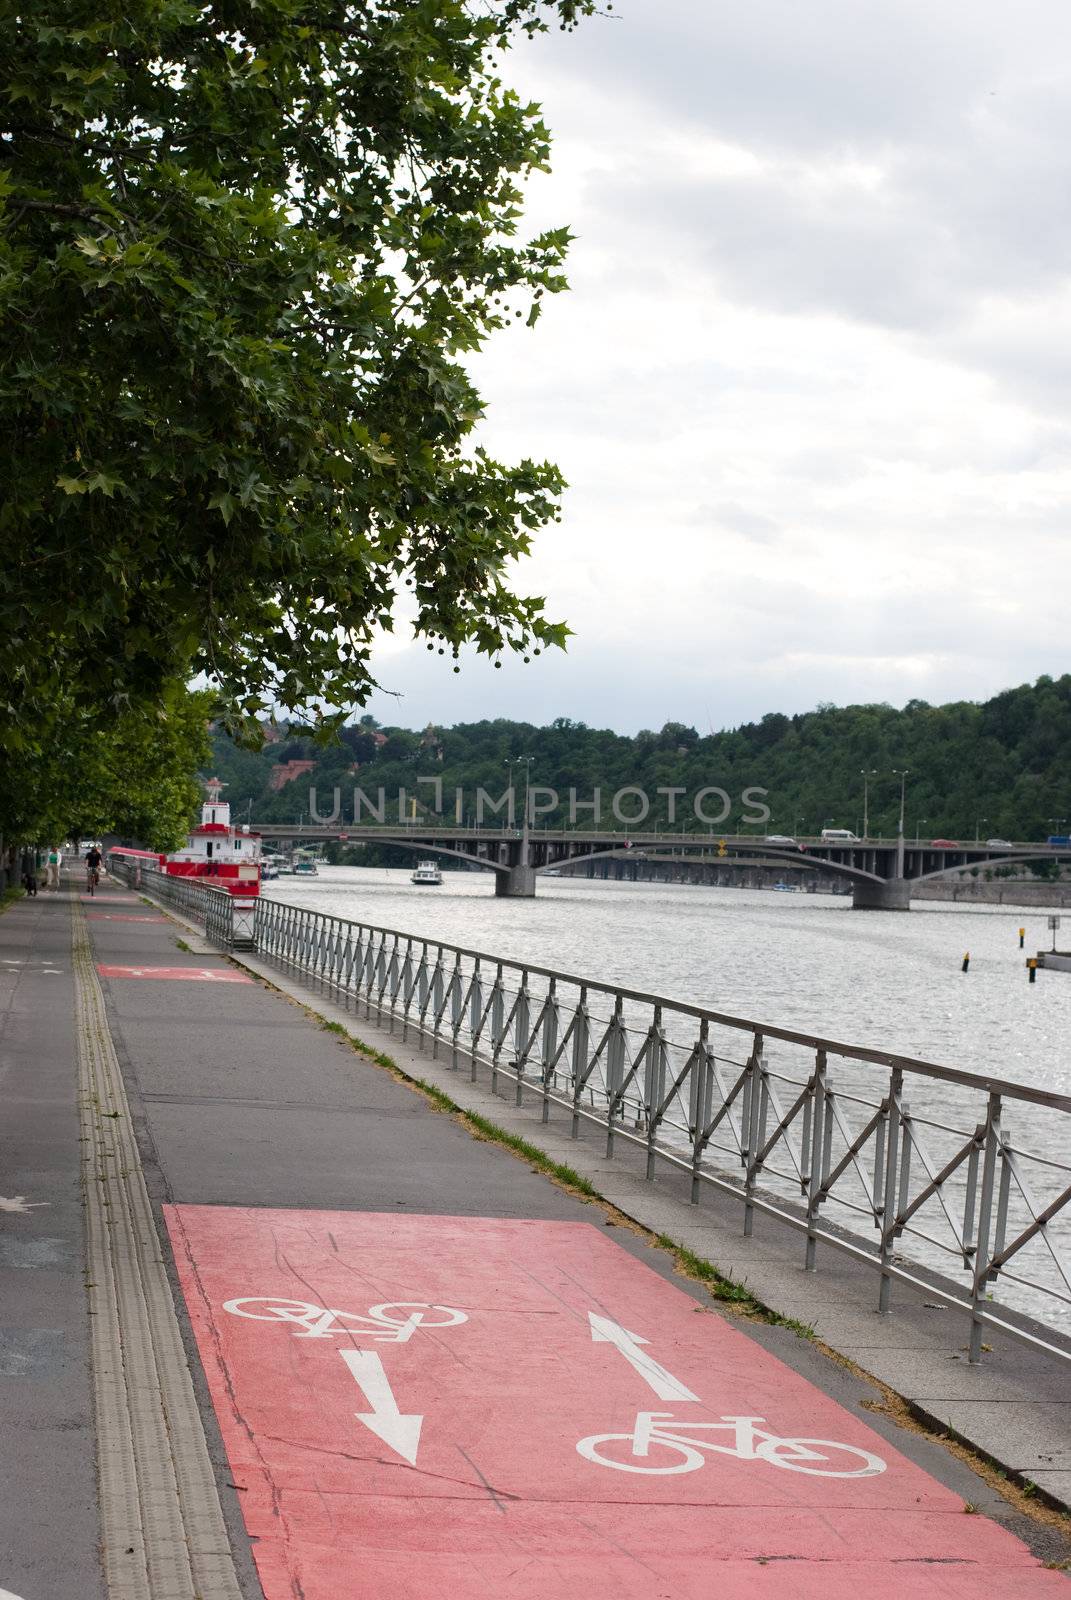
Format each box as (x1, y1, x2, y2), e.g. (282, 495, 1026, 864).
(166, 1206, 1067, 1600)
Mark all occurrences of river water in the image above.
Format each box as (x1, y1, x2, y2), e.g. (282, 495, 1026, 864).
(263, 867, 1071, 1331)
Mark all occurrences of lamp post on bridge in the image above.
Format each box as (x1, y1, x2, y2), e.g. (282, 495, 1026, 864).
(505, 756, 533, 867)
(892, 770, 909, 877)
(860, 769, 878, 841)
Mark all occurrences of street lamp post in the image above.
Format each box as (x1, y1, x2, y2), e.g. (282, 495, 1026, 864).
(915, 818, 928, 844)
(975, 818, 987, 843)
(505, 756, 533, 866)
(860, 770, 878, 841)
(892, 770, 909, 876)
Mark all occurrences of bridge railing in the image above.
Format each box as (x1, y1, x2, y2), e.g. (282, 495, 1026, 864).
(252, 895, 1071, 1365)
(109, 861, 237, 947)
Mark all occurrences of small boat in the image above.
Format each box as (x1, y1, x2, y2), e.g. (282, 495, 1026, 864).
(411, 859, 443, 886)
(293, 861, 319, 877)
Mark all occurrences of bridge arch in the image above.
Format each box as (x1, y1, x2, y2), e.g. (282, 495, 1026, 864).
(909, 851, 1061, 886)
(263, 834, 509, 876)
(543, 842, 884, 887)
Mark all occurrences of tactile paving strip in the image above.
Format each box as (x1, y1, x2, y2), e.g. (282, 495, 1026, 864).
(72, 898, 243, 1599)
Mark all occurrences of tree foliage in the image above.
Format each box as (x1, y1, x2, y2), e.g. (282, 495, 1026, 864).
(0, 0, 597, 745)
(2, 687, 211, 848)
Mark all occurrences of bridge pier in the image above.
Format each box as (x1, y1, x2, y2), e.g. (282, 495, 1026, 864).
(494, 865, 537, 898)
(852, 878, 911, 911)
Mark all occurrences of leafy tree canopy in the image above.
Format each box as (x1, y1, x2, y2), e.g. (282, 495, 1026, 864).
(4, 686, 212, 849)
(0, 0, 598, 748)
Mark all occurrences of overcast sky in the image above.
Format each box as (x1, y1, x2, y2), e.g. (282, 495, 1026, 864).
(362, 0, 1071, 735)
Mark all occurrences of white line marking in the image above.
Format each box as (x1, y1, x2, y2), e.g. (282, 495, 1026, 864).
(0, 1197, 50, 1214)
(588, 1313, 700, 1402)
(340, 1349, 423, 1465)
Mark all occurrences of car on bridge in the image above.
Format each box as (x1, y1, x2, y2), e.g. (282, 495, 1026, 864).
(929, 839, 959, 848)
(1047, 834, 1071, 847)
(764, 834, 798, 846)
(985, 838, 1013, 849)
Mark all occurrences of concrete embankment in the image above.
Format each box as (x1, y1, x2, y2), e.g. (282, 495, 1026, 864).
(913, 879, 1071, 907)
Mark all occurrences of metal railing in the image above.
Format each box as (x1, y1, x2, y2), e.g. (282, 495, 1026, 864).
(252, 895, 1071, 1364)
(110, 861, 236, 947)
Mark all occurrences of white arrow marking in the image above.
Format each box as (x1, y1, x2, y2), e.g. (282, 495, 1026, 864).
(0, 1196, 50, 1214)
(340, 1349, 423, 1465)
(588, 1313, 699, 1402)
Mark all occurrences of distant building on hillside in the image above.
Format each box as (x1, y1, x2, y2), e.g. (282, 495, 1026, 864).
(269, 759, 316, 792)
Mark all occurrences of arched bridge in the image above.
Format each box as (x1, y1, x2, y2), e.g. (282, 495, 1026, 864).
(253, 823, 1071, 910)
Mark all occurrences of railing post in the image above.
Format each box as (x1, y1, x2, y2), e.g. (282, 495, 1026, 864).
(804, 1050, 827, 1270)
(541, 979, 559, 1125)
(449, 957, 464, 1071)
(571, 987, 590, 1140)
(469, 958, 483, 1081)
(414, 943, 430, 1046)
(969, 1093, 1002, 1362)
(429, 949, 445, 1058)
(689, 1023, 712, 1204)
(605, 998, 626, 1157)
(878, 1067, 904, 1313)
(514, 972, 531, 1106)
(743, 1039, 767, 1239)
(644, 1008, 667, 1180)
(489, 967, 505, 1093)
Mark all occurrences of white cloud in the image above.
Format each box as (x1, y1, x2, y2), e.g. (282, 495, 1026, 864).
(364, 0, 1071, 732)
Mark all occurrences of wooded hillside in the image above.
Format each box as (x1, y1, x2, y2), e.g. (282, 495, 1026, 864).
(206, 674, 1071, 843)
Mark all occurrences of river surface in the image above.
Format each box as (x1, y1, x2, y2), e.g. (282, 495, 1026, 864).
(262, 867, 1071, 1331)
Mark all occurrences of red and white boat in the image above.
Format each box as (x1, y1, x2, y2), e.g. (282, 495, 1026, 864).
(163, 778, 262, 897)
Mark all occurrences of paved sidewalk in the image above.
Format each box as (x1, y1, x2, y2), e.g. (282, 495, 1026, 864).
(0, 888, 103, 1600)
(1, 880, 1069, 1598)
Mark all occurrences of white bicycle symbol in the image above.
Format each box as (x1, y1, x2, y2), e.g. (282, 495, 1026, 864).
(577, 1411, 886, 1478)
(221, 1297, 468, 1343)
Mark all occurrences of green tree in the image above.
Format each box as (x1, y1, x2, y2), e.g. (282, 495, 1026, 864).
(1, 686, 211, 848)
(1, 0, 597, 746)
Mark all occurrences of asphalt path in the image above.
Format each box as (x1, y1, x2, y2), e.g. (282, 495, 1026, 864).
(0, 889, 104, 1600)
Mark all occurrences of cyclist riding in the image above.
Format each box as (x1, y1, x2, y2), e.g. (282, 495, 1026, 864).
(85, 844, 103, 895)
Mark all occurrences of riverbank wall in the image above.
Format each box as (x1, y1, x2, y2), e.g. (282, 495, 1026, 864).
(913, 879, 1071, 907)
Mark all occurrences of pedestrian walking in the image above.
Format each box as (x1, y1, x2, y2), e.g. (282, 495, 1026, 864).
(46, 847, 61, 890)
